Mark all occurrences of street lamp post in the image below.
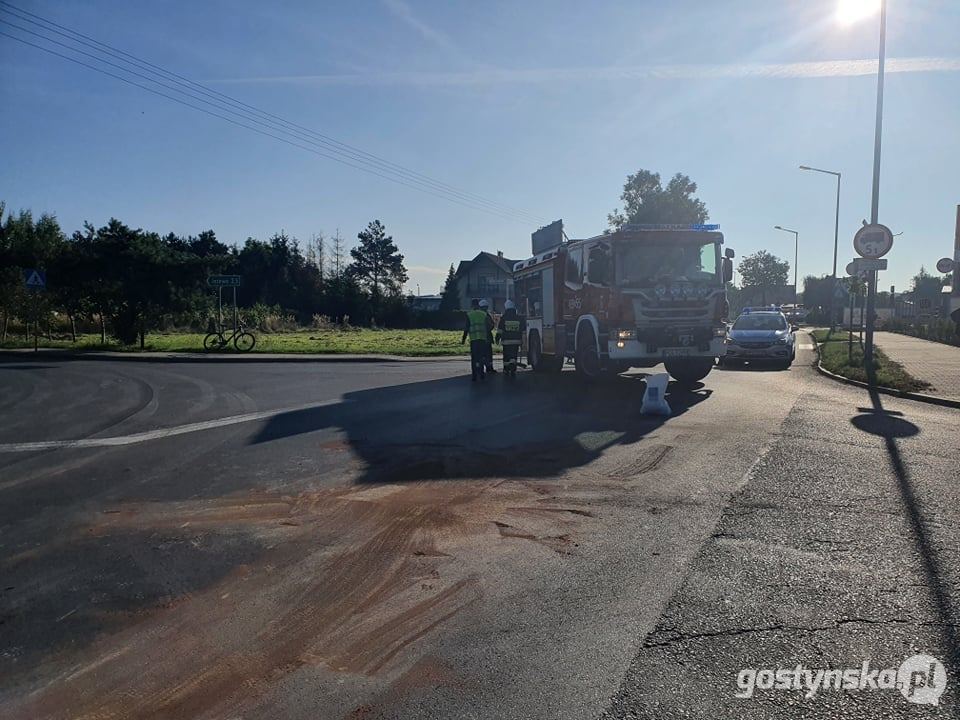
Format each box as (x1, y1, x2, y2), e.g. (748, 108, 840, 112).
(774, 225, 799, 303)
(863, 0, 887, 371)
(799, 165, 841, 329)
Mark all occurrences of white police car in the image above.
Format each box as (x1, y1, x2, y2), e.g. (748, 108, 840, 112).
(722, 307, 796, 369)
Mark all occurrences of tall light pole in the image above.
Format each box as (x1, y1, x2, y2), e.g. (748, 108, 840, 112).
(863, 0, 887, 370)
(800, 165, 842, 329)
(774, 225, 799, 302)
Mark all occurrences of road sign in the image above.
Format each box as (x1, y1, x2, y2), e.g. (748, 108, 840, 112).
(207, 275, 241, 287)
(937, 257, 956, 274)
(847, 257, 887, 276)
(23, 268, 46, 290)
(853, 223, 894, 259)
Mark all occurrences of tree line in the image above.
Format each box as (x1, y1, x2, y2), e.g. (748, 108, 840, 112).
(0, 203, 413, 345)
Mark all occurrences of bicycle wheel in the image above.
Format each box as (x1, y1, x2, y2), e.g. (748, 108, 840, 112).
(203, 332, 226, 351)
(234, 332, 256, 352)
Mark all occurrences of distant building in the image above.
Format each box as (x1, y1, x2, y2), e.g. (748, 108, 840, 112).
(408, 294, 442, 312)
(453, 251, 519, 312)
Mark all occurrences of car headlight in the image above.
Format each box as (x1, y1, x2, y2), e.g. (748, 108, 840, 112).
(617, 329, 636, 340)
(776, 336, 789, 345)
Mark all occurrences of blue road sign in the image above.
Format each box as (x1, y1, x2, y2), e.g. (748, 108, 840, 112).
(23, 268, 46, 290)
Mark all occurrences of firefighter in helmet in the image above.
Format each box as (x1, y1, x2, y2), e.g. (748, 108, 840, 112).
(496, 299, 524, 377)
(461, 298, 494, 381)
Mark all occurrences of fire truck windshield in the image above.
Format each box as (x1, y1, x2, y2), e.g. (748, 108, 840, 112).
(615, 240, 719, 286)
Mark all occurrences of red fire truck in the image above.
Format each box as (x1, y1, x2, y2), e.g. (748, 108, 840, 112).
(513, 222, 735, 385)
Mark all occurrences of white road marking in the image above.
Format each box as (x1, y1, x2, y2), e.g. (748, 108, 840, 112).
(798, 343, 814, 350)
(0, 398, 343, 453)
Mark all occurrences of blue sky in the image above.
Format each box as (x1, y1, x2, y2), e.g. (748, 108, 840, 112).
(2, 0, 958, 295)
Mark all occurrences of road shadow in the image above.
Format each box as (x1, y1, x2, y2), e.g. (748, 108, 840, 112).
(851, 390, 960, 706)
(252, 370, 712, 484)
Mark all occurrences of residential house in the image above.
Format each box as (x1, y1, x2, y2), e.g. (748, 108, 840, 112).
(453, 251, 519, 312)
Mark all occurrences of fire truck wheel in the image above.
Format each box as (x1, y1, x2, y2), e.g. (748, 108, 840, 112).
(575, 326, 602, 379)
(664, 358, 714, 386)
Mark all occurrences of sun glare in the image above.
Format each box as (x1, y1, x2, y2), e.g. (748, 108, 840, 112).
(836, 0, 881, 25)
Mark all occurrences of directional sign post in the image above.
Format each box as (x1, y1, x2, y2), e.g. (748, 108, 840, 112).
(207, 275, 242, 333)
(207, 275, 242, 287)
(23, 269, 47, 352)
(847, 257, 888, 275)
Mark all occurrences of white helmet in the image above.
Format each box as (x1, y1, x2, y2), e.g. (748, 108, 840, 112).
(478, 299, 489, 308)
(504, 300, 515, 310)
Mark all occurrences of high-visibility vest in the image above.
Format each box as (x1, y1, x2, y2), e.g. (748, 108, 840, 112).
(467, 310, 488, 341)
(500, 318, 522, 345)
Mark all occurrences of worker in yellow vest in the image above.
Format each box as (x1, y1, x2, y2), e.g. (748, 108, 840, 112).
(461, 298, 494, 381)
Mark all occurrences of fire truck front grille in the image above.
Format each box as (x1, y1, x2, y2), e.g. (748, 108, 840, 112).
(635, 303, 712, 323)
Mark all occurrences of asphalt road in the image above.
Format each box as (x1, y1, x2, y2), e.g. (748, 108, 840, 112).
(0, 342, 957, 719)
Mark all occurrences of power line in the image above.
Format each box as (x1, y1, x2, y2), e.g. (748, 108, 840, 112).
(0, 2, 547, 225)
(0, 0, 542, 220)
(0, 3, 545, 224)
(0, 17, 541, 224)
(0, 31, 541, 223)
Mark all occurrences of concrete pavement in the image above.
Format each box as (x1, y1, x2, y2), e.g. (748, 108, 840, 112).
(0, 348, 957, 718)
(874, 331, 960, 400)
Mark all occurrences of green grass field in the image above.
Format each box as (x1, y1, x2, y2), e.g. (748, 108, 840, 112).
(0, 329, 478, 356)
(810, 328, 930, 393)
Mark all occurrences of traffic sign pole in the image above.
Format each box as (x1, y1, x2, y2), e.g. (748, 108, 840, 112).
(954, 205, 960, 304)
(848, 285, 854, 363)
(207, 275, 241, 332)
(864, 270, 877, 371)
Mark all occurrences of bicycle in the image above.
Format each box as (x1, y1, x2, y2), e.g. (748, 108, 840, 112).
(203, 323, 257, 352)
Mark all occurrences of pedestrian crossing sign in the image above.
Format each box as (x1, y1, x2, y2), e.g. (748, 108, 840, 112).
(23, 269, 46, 290)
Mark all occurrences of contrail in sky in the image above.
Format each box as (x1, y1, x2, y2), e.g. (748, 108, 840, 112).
(218, 57, 960, 87)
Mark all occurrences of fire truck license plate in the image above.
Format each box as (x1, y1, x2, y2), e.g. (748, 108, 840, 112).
(662, 348, 691, 358)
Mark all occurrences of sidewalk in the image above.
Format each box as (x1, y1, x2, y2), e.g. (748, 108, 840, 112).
(873, 331, 960, 400)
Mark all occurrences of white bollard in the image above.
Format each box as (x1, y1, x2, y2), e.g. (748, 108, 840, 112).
(640, 372, 671, 416)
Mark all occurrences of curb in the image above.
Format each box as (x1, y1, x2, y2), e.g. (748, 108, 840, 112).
(808, 332, 960, 410)
(0, 349, 469, 364)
